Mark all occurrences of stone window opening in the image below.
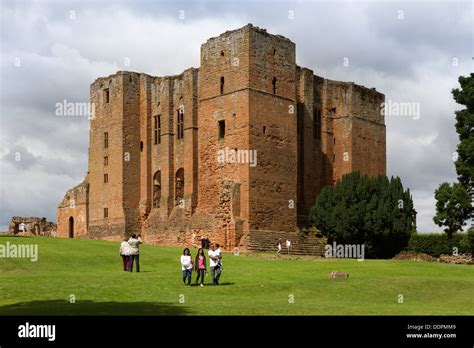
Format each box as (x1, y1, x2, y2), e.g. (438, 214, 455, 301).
(177, 108, 184, 139)
(104, 208, 108, 218)
(104, 156, 108, 166)
(272, 77, 277, 94)
(314, 109, 321, 140)
(218, 120, 225, 139)
(153, 171, 161, 208)
(140, 141, 143, 152)
(331, 107, 337, 113)
(273, 48, 277, 56)
(220, 50, 224, 57)
(104, 173, 108, 183)
(104, 132, 108, 148)
(220, 76, 225, 94)
(333, 154, 336, 162)
(175, 168, 184, 206)
(68, 217, 74, 238)
(154, 115, 161, 145)
(263, 126, 266, 134)
(104, 88, 109, 103)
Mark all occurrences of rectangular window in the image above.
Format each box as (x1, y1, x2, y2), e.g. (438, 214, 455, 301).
(154, 115, 161, 145)
(104, 156, 108, 166)
(104, 88, 109, 103)
(104, 173, 108, 183)
(220, 76, 225, 94)
(218, 120, 225, 139)
(177, 109, 184, 139)
(104, 132, 108, 148)
(314, 109, 321, 140)
(104, 208, 108, 218)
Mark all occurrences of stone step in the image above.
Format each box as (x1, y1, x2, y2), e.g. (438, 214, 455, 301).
(245, 229, 327, 256)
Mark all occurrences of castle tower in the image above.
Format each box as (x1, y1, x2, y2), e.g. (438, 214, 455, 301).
(86, 72, 142, 239)
(196, 24, 298, 247)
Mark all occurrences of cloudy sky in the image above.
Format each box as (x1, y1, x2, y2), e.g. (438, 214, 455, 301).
(0, 0, 472, 232)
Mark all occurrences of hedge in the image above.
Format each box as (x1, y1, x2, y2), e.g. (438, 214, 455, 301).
(405, 232, 472, 257)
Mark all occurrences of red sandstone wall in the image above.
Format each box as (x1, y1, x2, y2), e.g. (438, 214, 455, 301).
(56, 24, 387, 250)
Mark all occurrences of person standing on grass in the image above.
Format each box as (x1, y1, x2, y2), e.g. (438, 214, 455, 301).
(277, 238, 282, 254)
(215, 243, 223, 284)
(181, 248, 193, 286)
(286, 239, 291, 255)
(128, 234, 142, 272)
(194, 248, 207, 287)
(119, 237, 131, 271)
(208, 244, 220, 286)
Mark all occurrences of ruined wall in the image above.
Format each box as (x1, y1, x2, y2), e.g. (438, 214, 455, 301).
(87, 73, 129, 240)
(194, 26, 251, 248)
(56, 178, 88, 238)
(296, 68, 331, 224)
(248, 27, 297, 233)
(143, 68, 200, 245)
(349, 85, 386, 176)
(10, 217, 57, 236)
(56, 24, 386, 251)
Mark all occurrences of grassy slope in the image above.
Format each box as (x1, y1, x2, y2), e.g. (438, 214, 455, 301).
(0, 236, 473, 315)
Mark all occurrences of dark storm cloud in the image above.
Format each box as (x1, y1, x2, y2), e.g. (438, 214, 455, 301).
(0, 0, 472, 232)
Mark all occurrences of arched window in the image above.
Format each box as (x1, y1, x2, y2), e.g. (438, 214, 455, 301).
(153, 171, 161, 208)
(220, 76, 225, 94)
(272, 77, 277, 94)
(175, 168, 184, 206)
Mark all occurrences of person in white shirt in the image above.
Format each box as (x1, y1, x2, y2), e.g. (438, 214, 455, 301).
(208, 244, 220, 286)
(119, 237, 131, 271)
(286, 239, 291, 255)
(277, 238, 282, 254)
(215, 243, 223, 284)
(128, 234, 142, 272)
(180, 248, 193, 286)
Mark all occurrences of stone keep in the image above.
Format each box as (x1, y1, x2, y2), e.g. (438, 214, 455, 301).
(56, 24, 386, 250)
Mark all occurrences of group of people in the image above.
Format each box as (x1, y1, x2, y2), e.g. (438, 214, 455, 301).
(181, 243, 223, 286)
(119, 234, 142, 272)
(119, 235, 223, 286)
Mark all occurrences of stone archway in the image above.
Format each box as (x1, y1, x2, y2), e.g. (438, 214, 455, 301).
(69, 216, 74, 238)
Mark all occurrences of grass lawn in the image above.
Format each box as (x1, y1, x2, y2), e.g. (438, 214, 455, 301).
(0, 235, 473, 316)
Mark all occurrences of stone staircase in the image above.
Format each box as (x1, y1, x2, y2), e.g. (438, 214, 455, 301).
(245, 229, 327, 256)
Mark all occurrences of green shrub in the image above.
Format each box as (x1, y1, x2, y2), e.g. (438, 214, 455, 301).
(309, 172, 414, 259)
(406, 233, 469, 257)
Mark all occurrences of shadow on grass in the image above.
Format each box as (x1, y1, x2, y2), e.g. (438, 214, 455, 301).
(0, 300, 190, 316)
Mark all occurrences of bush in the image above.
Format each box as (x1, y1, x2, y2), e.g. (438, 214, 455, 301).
(406, 233, 470, 257)
(309, 172, 415, 259)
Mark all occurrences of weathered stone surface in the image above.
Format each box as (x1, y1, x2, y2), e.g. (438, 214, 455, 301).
(56, 24, 386, 252)
(8, 217, 56, 236)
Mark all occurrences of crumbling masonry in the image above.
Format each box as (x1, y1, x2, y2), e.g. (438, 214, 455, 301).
(57, 24, 386, 251)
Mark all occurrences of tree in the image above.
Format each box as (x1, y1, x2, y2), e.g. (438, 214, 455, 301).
(309, 172, 415, 258)
(452, 73, 474, 193)
(433, 182, 472, 238)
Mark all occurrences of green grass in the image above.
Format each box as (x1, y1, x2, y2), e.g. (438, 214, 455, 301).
(0, 236, 473, 315)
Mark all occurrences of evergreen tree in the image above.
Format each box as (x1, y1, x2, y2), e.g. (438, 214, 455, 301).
(309, 172, 414, 258)
(452, 73, 474, 192)
(433, 182, 472, 238)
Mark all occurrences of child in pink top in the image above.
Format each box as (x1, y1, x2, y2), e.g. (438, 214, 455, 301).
(194, 248, 207, 287)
